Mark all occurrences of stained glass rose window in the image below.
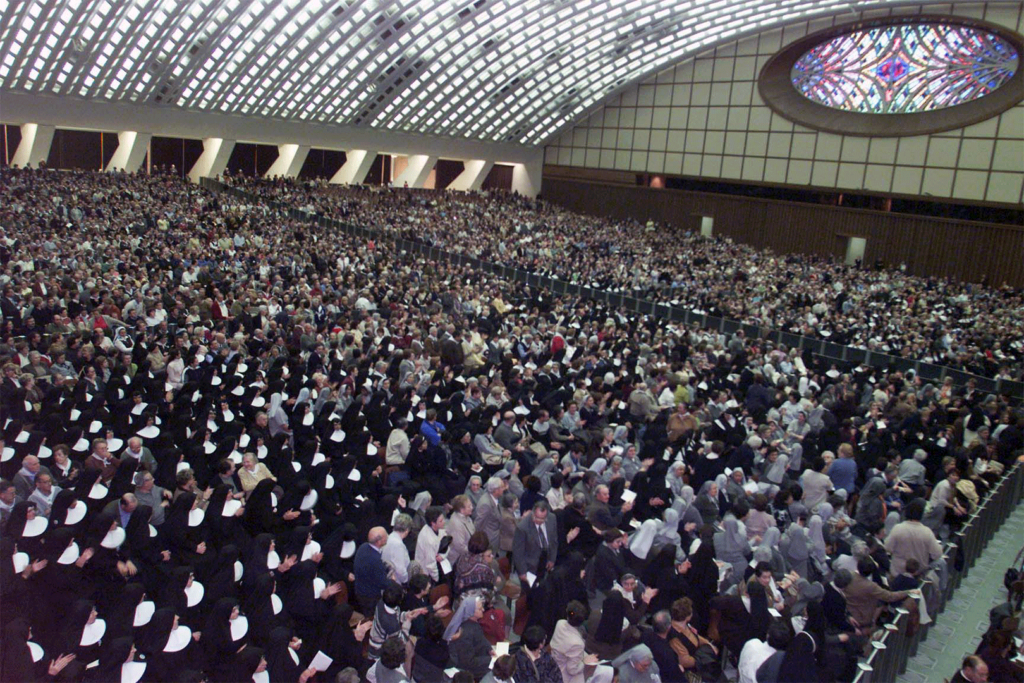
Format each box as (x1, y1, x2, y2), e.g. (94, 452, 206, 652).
(759, 17, 1024, 136)
(791, 24, 1018, 114)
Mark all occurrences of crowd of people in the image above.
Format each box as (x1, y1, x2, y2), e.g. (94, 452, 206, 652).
(0, 163, 1022, 683)
(225, 175, 1024, 383)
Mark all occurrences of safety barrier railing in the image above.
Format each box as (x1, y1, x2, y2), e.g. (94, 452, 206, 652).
(199, 176, 1023, 402)
(852, 459, 1024, 683)
(955, 460, 1024, 574)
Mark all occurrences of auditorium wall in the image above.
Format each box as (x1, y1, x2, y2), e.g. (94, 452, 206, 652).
(543, 3, 1024, 206)
(541, 174, 1024, 287)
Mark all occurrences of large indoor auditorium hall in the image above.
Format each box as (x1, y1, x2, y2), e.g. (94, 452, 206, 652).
(1, 2, 1023, 683)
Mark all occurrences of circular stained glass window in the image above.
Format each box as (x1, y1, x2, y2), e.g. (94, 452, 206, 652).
(759, 17, 1024, 136)
(792, 24, 1018, 114)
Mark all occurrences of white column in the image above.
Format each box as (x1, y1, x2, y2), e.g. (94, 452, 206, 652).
(393, 154, 436, 188)
(329, 150, 377, 185)
(105, 131, 152, 173)
(511, 156, 543, 198)
(188, 137, 235, 183)
(264, 144, 310, 179)
(10, 123, 55, 168)
(447, 160, 494, 191)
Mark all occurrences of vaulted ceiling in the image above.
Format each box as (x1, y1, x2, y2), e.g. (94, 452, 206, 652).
(0, 0, 922, 145)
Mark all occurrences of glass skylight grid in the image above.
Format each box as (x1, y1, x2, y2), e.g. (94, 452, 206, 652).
(0, 0, 911, 144)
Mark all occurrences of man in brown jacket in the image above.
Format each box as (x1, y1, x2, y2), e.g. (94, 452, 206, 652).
(844, 556, 912, 630)
(667, 403, 699, 444)
(84, 438, 121, 484)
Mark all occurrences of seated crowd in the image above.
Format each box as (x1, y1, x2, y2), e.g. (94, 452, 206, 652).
(225, 174, 1024, 383)
(0, 165, 1022, 683)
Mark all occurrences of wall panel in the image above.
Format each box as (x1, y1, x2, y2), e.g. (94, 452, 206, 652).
(543, 176, 1024, 286)
(544, 3, 1024, 206)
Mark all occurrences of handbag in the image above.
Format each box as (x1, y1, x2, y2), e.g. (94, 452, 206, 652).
(479, 607, 506, 645)
(693, 642, 722, 682)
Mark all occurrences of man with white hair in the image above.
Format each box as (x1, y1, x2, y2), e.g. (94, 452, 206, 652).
(628, 380, 660, 424)
(898, 448, 929, 488)
(13, 455, 51, 500)
(122, 437, 158, 474)
(28, 472, 60, 518)
(354, 526, 391, 615)
(134, 470, 172, 526)
(474, 476, 505, 552)
(381, 514, 413, 585)
(588, 484, 633, 532)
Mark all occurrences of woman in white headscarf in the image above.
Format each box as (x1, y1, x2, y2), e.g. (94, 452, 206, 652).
(611, 644, 659, 683)
(463, 476, 484, 508)
(784, 411, 810, 472)
(714, 516, 751, 584)
(665, 462, 687, 502)
(780, 520, 812, 578)
(806, 515, 829, 578)
(589, 457, 608, 477)
(444, 596, 491, 679)
(724, 468, 749, 503)
(406, 491, 433, 542)
(714, 474, 731, 510)
(443, 596, 478, 641)
(761, 451, 790, 494)
(754, 526, 788, 579)
(820, 497, 854, 546)
(694, 481, 720, 526)
(628, 519, 659, 562)
(504, 460, 524, 499)
(652, 508, 682, 553)
(672, 485, 702, 529)
(267, 394, 290, 439)
(531, 457, 556, 494)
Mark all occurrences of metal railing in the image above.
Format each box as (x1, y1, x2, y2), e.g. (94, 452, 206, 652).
(852, 460, 1024, 683)
(200, 177, 1023, 402)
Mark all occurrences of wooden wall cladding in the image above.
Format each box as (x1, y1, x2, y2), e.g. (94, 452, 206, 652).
(542, 176, 1024, 287)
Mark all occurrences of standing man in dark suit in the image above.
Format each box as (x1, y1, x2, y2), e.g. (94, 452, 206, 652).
(950, 655, 988, 683)
(591, 528, 628, 595)
(353, 526, 390, 615)
(587, 484, 633, 531)
(439, 326, 464, 368)
(512, 501, 568, 587)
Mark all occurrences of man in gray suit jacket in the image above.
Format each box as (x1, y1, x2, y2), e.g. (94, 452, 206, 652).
(512, 500, 561, 585)
(473, 477, 505, 552)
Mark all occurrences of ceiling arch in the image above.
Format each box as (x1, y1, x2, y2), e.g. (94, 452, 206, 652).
(0, 0, 932, 146)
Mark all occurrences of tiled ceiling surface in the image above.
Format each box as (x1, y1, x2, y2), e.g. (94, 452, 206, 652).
(0, 0, 922, 145)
